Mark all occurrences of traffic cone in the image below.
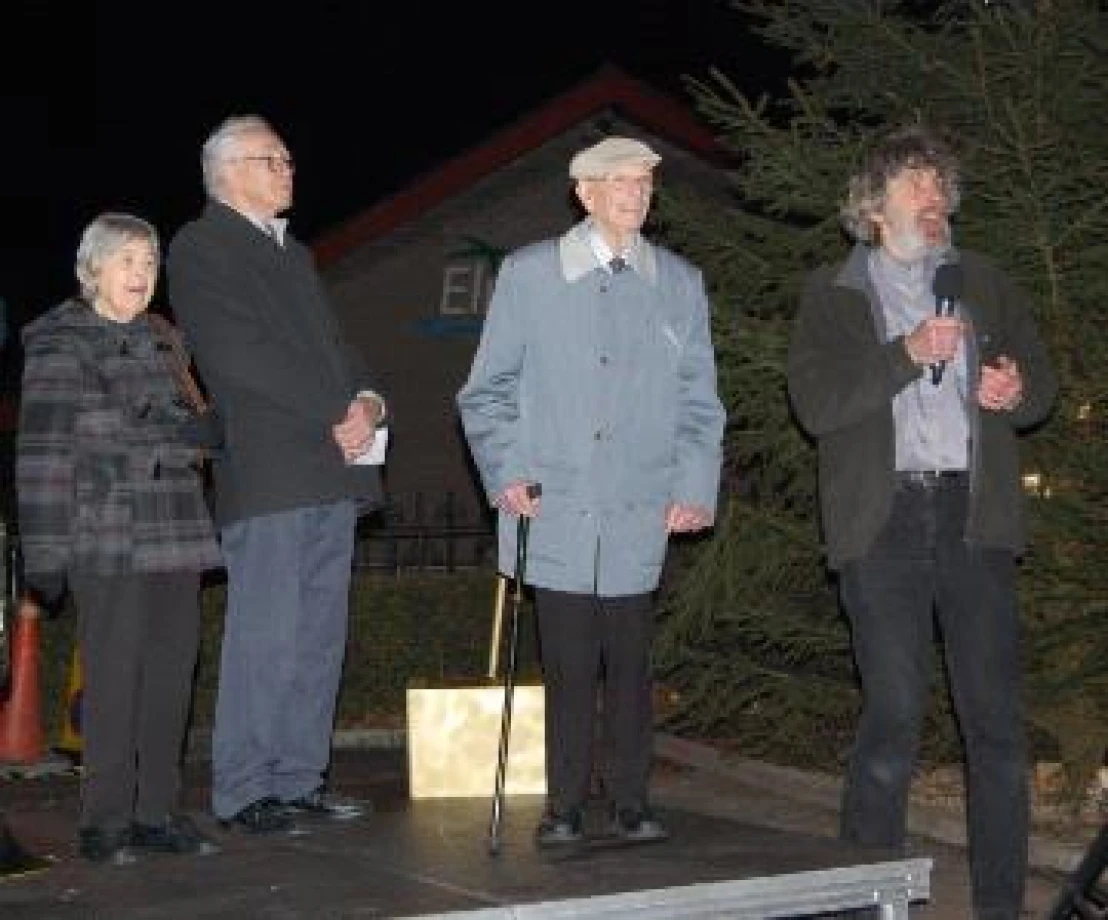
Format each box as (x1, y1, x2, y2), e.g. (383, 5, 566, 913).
(0, 598, 46, 766)
(54, 644, 83, 763)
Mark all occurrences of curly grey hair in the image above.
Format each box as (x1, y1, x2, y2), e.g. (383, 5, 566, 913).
(840, 124, 961, 244)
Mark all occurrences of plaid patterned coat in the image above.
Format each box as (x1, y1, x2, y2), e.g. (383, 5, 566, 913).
(16, 300, 223, 578)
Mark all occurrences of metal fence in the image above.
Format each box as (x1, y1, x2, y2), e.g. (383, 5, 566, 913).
(353, 491, 496, 573)
(0, 491, 496, 585)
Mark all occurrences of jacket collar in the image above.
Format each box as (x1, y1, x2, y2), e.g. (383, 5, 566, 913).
(833, 242, 875, 292)
(835, 241, 962, 291)
(558, 219, 657, 285)
(204, 199, 289, 242)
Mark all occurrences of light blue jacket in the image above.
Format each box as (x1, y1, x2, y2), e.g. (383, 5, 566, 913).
(457, 220, 725, 596)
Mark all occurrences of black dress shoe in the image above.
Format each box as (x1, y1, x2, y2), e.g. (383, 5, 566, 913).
(280, 788, 367, 821)
(218, 797, 294, 835)
(609, 804, 670, 843)
(131, 814, 221, 855)
(78, 826, 138, 866)
(534, 809, 584, 847)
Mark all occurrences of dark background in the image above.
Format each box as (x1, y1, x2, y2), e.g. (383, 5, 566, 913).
(0, 1, 778, 356)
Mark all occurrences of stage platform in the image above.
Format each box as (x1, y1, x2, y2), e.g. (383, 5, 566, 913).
(0, 747, 931, 920)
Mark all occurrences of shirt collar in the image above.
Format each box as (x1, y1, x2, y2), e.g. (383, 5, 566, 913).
(265, 217, 289, 245)
(588, 226, 632, 269)
(872, 245, 947, 286)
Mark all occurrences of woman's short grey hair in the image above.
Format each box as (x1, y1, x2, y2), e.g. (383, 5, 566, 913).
(201, 114, 275, 198)
(75, 212, 160, 302)
(840, 124, 962, 244)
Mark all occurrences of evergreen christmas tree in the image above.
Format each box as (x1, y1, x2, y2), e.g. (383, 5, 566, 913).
(654, 0, 1108, 791)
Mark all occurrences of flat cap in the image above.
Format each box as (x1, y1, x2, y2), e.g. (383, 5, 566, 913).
(568, 136, 661, 179)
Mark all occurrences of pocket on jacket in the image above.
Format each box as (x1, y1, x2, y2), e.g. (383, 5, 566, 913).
(73, 485, 134, 566)
(530, 460, 578, 496)
(74, 454, 127, 503)
(608, 503, 669, 581)
(525, 501, 575, 569)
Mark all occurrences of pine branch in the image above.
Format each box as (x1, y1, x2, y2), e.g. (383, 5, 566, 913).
(651, 0, 1108, 785)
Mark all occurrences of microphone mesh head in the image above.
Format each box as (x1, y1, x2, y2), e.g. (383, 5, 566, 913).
(932, 262, 964, 300)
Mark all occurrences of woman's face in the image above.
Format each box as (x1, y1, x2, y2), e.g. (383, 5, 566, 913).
(93, 236, 158, 322)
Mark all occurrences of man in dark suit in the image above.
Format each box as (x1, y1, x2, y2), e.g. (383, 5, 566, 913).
(167, 115, 386, 834)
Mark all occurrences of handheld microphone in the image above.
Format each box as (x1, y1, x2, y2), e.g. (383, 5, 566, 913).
(930, 262, 963, 385)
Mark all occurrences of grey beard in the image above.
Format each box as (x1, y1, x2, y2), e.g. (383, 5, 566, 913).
(885, 220, 950, 264)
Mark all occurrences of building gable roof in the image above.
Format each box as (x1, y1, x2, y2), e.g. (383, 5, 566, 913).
(312, 64, 723, 268)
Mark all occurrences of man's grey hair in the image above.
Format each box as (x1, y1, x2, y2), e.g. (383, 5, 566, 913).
(201, 114, 276, 198)
(75, 212, 159, 302)
(840, 124, 962, 244)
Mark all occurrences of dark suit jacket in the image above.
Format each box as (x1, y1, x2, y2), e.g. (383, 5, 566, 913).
(166, 201, 382, 527)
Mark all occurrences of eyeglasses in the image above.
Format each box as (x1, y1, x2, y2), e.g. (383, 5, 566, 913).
(231, 154, 295, 174)
(594, 174, 654, 192)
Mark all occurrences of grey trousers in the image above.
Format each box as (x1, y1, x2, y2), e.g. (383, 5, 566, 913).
(71, 570, 202, 833)
(211, 501, 358, 819)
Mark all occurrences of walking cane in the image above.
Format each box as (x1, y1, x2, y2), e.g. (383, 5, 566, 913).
(488, 482, 541, 856)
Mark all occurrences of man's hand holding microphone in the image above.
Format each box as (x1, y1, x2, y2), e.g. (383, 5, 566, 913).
(904, 314, 965, 378)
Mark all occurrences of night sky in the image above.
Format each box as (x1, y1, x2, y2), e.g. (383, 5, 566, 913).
(1, 0, 778, 338)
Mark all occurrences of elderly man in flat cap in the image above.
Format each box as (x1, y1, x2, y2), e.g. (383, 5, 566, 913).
(458, 136, 725, 847)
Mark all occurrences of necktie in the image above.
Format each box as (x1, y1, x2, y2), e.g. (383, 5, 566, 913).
(609, 256, 627, 274)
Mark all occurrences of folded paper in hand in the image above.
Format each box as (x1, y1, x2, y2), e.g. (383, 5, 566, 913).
(351, 426, 389, 466)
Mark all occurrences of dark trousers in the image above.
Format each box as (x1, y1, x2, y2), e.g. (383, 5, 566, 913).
(534, 588, 654, 816)
(70, 571, 202, 833)
(838, 477, 1028, 920)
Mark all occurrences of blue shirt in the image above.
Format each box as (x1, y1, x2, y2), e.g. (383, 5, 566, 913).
(869, 248, 968, 472)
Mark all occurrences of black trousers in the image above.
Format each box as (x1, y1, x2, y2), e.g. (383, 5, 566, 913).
(70, 571, 202, 833)
(838, 477, 1027, 920)
(534, 588, 654, 815)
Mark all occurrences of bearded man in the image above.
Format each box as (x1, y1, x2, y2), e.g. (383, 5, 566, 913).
(786, 124, 1056, 920)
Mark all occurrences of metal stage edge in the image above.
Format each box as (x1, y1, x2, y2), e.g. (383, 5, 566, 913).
(411, 856, 933, 919)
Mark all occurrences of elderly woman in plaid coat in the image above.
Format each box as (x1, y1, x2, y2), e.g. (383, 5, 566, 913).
(16, 213, 223, 865)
